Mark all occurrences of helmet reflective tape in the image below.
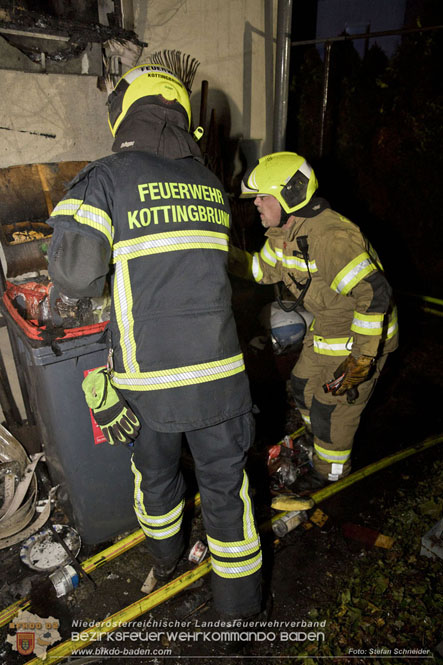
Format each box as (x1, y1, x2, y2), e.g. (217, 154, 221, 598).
(108, 63, 192, 136)
(240, 151, 318, 213)
(241, 163, 260, 195)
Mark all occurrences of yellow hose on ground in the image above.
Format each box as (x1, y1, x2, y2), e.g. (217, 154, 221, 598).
(0, 494, 201, 627)
(269, 433, 443, 524)
(396, 291, 443, 316)
(1, 429, 306, 626)
(22, 433, 442, 664)
(25, 560, 212, 665)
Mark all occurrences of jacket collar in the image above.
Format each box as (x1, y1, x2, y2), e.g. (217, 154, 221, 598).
(112, 102, 203, 162)
(265, 197, 330, 241)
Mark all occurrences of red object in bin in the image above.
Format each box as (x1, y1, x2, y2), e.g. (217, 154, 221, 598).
(2, 284, 108, 342)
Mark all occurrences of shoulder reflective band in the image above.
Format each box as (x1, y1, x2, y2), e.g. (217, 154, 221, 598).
(51, 197, 82, 216)
(313, 335, 353, 356)
(331, 252, 376, 295)
(74, 204, 114, 246)
(351, 311, 384, 336)
(51, 198, 114, 246)
(112, 353, 246, 390)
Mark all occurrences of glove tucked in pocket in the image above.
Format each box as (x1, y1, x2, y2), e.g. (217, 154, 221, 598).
(82, 368, 140, 445)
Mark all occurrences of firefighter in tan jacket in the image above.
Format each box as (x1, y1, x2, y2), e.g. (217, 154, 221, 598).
(233, 152, 398, 492)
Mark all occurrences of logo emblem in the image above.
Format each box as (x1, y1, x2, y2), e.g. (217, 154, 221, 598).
(16, 632, 35, 655)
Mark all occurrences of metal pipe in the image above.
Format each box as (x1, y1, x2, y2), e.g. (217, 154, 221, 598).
(291, 23, 443, 48)
(319, 41, 332, 158)
(273, 0, 293, 152)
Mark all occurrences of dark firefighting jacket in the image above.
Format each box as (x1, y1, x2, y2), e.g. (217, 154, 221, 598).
(47, 151, 252, 431)
(231, 200, 398, 359)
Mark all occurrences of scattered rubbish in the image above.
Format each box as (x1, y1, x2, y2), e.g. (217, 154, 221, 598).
(6, 278, 111, 328)
(420, 517, 443, 560)
(268, 434, 313, 492)
(49, 564, 80, 598)
(0, 426, 48, 549)
(188, 539, 208, 564)
(140, 567, 157, 595)
(7, 280, 50, 320)
(3, 221, 52, 246)
(272, 510, 308, 537)
(342, 523, 395, 549)
(20, 524, 81, 572)
(47, 522, 96, 590)
(309, 509, 329, 528)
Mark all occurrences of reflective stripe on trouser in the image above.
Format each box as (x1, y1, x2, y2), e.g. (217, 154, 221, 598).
(129, 406, 262, 618)
(132, 460, 185, 540)
(131, 428, 186, 567)
(291, 342, 388, 480)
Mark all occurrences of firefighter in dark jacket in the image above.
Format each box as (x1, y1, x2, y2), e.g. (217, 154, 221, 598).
(47, 63, 262, 619)
(231, 151, 398, 492)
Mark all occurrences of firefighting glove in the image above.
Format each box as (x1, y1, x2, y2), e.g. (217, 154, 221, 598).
(82, 368, 140, 445)
(332, 354, 375, 396)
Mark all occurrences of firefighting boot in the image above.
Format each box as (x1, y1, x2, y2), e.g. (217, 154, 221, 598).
(141, 559, 180, 594)
(153, 560, 179, 583)
(289, 467, 330, 495)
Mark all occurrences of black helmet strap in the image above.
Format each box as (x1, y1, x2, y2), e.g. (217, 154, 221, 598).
(278, 205, 291, 227)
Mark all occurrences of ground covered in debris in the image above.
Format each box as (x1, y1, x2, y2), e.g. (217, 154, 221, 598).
(0, 291, 442, 665)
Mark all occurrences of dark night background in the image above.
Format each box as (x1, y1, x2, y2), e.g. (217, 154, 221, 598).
(286, 0, 443, 298)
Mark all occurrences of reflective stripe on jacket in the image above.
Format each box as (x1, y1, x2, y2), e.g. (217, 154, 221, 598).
(244, 208, 398, 358)
(47, 152, 252, 431)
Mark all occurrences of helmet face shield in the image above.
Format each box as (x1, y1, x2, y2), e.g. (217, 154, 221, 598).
(240, 152, 318, 213)
(107, 64, 192, 136)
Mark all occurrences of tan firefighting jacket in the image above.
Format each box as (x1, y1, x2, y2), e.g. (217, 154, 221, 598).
(231, 206, 398, 359)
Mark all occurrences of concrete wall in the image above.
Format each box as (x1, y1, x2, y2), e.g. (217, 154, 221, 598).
(138, 0, 276, 164)
(0, 0, 276, 170)
(0, 69, 112, 168)
(0, 0, 277, 424)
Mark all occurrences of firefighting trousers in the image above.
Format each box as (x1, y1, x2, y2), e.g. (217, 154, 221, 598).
(129, 408, 262, 618)
(291, 341, 388, 480)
